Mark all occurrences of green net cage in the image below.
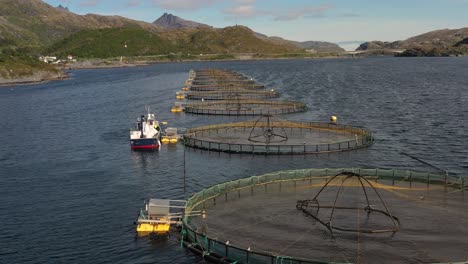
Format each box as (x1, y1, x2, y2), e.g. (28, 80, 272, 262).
(183, 116, 374, 154)
(182, 168, 467, 264)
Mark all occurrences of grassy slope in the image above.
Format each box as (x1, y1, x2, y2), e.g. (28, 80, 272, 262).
(182, 26, 294, 54)
(46, 26, 297, 58)
(46, 27, 173, 58)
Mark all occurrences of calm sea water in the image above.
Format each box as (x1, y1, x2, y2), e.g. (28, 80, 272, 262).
(0, 57, 467, 264)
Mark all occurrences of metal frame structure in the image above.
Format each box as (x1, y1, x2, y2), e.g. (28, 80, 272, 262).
(248, 115, 288, 144)
(296, 172, 400, 236)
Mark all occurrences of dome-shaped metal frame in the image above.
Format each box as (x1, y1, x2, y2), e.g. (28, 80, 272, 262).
(296, 171, 400, 237)
(247, 115, 288, 144)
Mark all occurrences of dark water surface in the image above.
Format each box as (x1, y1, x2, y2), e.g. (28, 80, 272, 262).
(1, 57, 467, 263)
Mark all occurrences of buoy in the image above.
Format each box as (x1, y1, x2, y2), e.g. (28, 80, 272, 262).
(161, 137, 170, 143)
(330, 116, 337, 123)
(169, 138, 178, 143)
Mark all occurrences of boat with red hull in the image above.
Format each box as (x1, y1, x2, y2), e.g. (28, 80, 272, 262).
(130, 108, 161, 150)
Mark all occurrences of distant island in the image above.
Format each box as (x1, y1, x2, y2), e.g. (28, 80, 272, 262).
(356, 28, 468, 56)
(0, 0, 467, 85)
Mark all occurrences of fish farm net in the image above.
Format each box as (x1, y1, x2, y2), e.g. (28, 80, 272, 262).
(185, 89, 279, 100)
(191, 79, 256, 85)
(188, 83, 265, 91)
(182, 168, 468, 264)
(187, 69, 264, 91)
(183, 116, 373, 154)
(183, 100, 307, 116)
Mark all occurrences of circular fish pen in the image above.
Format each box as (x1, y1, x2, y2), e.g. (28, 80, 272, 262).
(182, 168, 468, 264)
(186, 89, 279, 100)
(183, 115, 373, 154)
(183, 100, 306, 116)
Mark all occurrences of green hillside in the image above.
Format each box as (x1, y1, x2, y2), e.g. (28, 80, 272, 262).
(46, 26, 297, 58)
(183, 26, 295, 54)
(46, 28, 173, 58)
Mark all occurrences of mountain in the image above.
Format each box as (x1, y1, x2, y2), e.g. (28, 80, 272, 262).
(0, 0, 159, 47)
(155, 13, 343, 53)
(356, 27, 468, 56)
(153, 13, 209, 29)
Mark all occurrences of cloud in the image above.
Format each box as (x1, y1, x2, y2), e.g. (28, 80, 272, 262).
(224, 5, 257, 18)
(338, 13, 360, 18)
(223, 2, 334, 21)
(79, 0, 104, 7)
(126, 0, 141, 7)
(223, 0, 260, 18)
(273, 5, 333, 21)
(151, 0, 219, 10)
(234, 0, 256, 4)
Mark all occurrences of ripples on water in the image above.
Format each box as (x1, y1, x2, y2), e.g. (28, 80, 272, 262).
(0, 58, 467, 263)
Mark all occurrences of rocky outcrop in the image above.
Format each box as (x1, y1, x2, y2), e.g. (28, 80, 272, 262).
(356, 41, 402, 51)
(455, 38, 468, 47)
(153, 13, 209, 29)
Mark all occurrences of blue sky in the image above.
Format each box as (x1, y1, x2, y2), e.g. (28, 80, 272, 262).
(44, 0, 468, 50)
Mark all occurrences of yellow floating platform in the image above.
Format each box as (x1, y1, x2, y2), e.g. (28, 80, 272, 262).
(136, 222, 170, 234)
(171, 107, 183, 113)
(161, 136, 178, 143)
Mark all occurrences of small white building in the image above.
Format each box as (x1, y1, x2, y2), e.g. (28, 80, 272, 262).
(39, 56, 57, 63)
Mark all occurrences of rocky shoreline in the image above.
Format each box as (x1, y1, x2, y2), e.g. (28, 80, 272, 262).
(0, 60, 149, 86)
(0, 70, 68, 86)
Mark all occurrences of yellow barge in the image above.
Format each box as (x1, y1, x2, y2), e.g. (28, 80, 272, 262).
(136, 199, 187, 236)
